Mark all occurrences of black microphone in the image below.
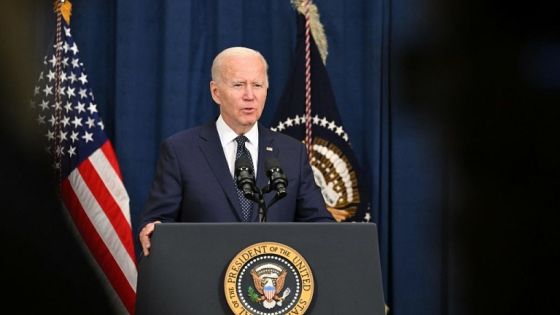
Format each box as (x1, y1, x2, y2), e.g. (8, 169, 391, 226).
(265, 157, 288, 198)
(235, 155, 256, 198)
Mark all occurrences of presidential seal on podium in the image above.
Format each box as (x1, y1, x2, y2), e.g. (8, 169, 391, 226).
(224, 242, 314, 314)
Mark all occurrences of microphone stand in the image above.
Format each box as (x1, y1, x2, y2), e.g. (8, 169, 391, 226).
(256, 189, 268, 223)
(256, 185, 287, 222)
(263, 186, 285, 209)
(245, 187, 268, 222)
(246, 185, 289, 222)
(240, 178, 286, 223)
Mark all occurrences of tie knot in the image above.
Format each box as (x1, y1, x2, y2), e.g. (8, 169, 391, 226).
(235, 135, 249, 147)
(234, 135, 253, 165)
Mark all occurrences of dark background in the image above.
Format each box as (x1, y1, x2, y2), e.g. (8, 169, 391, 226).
(1, 0, 558, 314)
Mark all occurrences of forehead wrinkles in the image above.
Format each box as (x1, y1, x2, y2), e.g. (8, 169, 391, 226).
(221, 62, 266, 85)
(213, 54, 268, 85)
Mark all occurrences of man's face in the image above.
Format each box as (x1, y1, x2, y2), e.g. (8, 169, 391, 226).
(210, 54, 268, 135)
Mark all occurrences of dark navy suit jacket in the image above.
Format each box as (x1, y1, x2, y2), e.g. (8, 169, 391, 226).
(140, 121, 333, 228)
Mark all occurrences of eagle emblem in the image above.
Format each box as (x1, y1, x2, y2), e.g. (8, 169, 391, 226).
(225, 243, 314, 314)
(310, 137, 361, 222)
(250, 263, 292, 309)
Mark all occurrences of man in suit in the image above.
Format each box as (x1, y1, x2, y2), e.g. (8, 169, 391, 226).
(139, 47, 333, 256)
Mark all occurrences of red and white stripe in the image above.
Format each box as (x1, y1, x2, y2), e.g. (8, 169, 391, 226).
(61, 141, 137, 314)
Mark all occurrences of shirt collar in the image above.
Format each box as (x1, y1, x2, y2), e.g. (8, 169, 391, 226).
(216, 115, 259, 147)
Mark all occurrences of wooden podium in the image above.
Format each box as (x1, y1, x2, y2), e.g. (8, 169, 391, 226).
(136, 223, 385, 314)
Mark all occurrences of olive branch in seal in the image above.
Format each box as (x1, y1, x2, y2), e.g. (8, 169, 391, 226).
(247, 286, 260, 303)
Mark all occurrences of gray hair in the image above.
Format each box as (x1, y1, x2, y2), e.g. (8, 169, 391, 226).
(211, 47, 269, 85)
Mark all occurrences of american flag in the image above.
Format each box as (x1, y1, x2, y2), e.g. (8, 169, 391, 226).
(30, 21, 137, 313)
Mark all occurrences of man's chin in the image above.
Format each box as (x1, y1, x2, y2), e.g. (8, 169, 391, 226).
(241, 116, 259, 126)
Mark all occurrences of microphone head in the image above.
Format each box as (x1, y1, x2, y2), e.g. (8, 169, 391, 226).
(235, 155, 253, 173)
(235, 155, 256, 197)
(265, 157, 282, 175)
(264, 157, 288, 197)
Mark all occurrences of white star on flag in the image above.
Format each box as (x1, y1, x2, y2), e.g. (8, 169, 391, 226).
(82, 131, 93, 143)
(85, 117, 96, 128)
(68, 72, 77, 83)
(70, 131, 79, 143)
(68, 146, 76, 157)
(61, 116, 70, 127)
(43, 85, 53, 96)
(49, 55, 57, 67)
(87, 103, 97, 114)
(39, 100, 49, 111)
(66, 87, 75, 98)
(75, 101, 85, 113)
(78, 88, 87, 99)
(78, 73, 87, 85)
(71, 116, 82, 128)
(47, 70, 56, 81)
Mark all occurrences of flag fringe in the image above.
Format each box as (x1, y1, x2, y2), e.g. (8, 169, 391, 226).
(291, 0, 328, 64)
(53, 0, 72, 24)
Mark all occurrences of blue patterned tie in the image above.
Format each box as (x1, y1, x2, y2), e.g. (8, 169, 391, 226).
(234, 136, 254, 221)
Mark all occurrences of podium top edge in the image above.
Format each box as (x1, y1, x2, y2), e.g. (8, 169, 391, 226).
(155, 222, 377, 226)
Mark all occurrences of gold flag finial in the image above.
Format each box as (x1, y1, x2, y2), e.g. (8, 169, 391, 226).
(53, 0, 72, 24)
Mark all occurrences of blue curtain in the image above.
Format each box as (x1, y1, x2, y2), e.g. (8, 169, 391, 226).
(27, 0, 446, 314)
(25, 0, 559, 314)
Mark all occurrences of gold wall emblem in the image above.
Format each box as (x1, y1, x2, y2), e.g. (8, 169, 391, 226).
(310, 137, 361, 221)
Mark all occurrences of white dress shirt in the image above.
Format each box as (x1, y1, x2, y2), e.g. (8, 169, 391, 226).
(215, 115, 259, 178)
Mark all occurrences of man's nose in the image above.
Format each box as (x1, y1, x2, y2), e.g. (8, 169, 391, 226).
(243, 86, 255, 100)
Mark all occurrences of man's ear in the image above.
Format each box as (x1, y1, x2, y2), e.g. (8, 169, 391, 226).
(210, 81, 221, 104)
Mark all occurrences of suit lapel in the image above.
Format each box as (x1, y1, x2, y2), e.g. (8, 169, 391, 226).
(256, 124, 280, 215)
(198, 121, 243, 221)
